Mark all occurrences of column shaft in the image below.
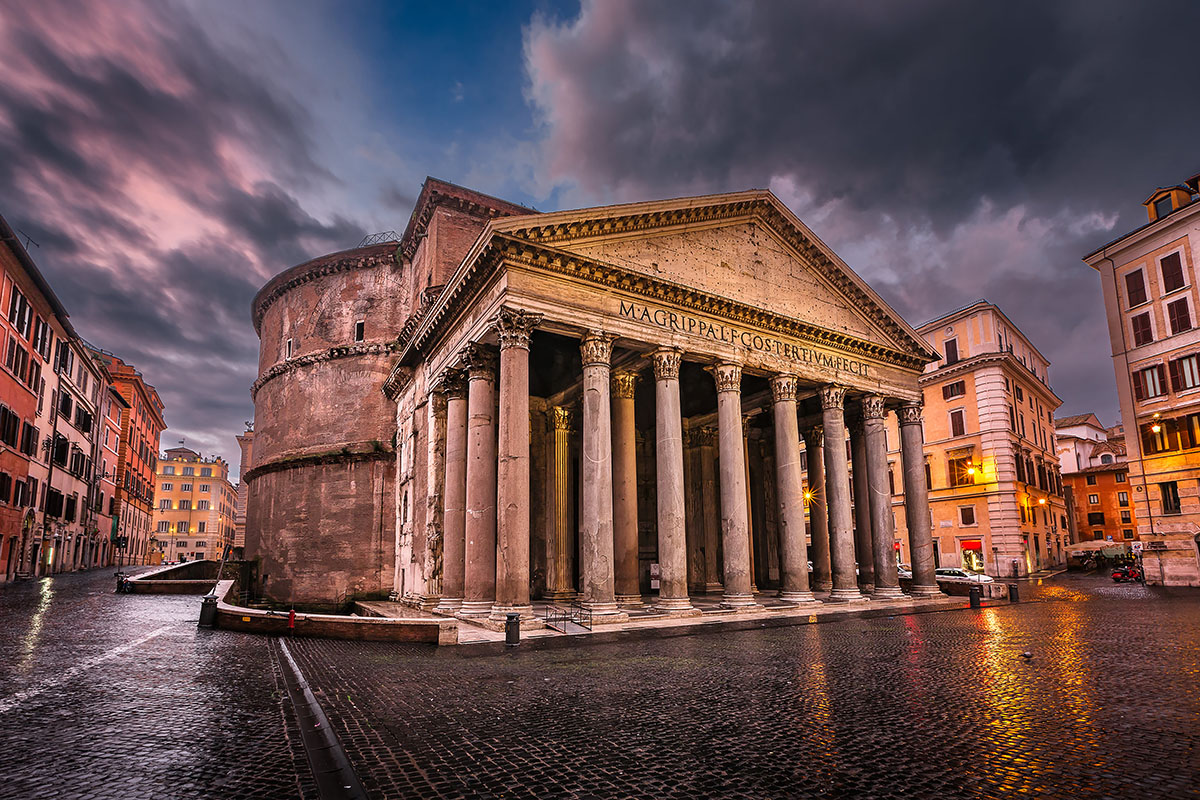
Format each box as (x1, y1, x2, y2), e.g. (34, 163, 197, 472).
(698, 429, 723, 592)
(900, 403, 941, 596)
(804, 427, 832, 592)
(653, 349, 696, 614)
(435, 373, 467, 613)
(822, 386, 866, 602)
(458, 347, 497, 617)
(578, 332, 626, 620)
(849, 415, 876, 592)
(544, 407, 576, 599)
(492, 308, 540, 620)
(611, 371, 642, 607)
(864, 395, 903, 598)
(712, 363, 756, 608)
(771, 375, 815, 602)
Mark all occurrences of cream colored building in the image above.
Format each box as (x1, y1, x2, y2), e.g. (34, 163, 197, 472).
(1084, 175, 1200, 585)
(154, 446, 236, 562)
(886, 301, 1069, 578)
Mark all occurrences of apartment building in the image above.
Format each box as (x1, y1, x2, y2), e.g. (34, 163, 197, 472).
(1084, 174, 1200, 585)
(1056, 413, 1137, 545)
(154, 446, 236, 563)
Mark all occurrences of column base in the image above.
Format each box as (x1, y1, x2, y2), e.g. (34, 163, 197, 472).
(653, 596, 699, 616)
(908, 583, 944, 598)
(543, 589, 578, 602)
(483, 604, 543, 630)
(703, 582, 725, 594)
(778, 591, 819, 603)
(719, 593, 761, 610)
(416, 594, 442, 612)
(581, 600, 630, 624)
(812, 580, 833, 593)
(871, 585, 906, 600)
(857, 582, 876, 595)
(616, 594, 644, 609)
(455, 600, 495, 618)
(433, 596, 463, 615)
(827, 588, 870, 603)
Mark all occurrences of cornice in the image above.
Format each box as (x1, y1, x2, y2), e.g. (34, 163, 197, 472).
(402, 233, 928, 370)
(399, 191, 526, 261)
(251, 342, 399, 400)
(252, 248, 397, 334)
(243, 446, 394, 483)
(919, 351, 1064, 405)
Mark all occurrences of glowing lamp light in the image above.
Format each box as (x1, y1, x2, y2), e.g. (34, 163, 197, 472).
(804, 490, 814, 502)
(1151, 423, 1162, 433)
(1038, 498, 1046, 505)
(967, 466, 976, 476)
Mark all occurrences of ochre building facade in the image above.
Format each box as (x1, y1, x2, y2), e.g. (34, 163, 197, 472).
(246, 179, 945, 615)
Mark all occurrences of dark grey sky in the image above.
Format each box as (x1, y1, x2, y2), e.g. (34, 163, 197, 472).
(3, 0, 1197, 475)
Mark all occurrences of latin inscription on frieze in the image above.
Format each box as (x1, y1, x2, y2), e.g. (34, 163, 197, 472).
(618, 300, 869, 377)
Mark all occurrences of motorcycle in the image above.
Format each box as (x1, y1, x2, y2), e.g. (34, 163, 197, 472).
(1111, 565, 1142, 583)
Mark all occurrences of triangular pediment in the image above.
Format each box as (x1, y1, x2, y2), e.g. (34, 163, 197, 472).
(492, 192, 936, 362)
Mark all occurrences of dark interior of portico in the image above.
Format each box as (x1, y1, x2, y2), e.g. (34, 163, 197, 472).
(523, 330, 835, 603)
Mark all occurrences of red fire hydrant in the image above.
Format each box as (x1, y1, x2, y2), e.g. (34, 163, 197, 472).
(288, 608, 296, 637)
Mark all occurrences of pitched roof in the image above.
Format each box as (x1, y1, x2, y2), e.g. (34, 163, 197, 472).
(1055, 412, 1103, 429)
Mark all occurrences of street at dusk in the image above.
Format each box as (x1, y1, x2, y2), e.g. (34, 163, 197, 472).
(3, 2, 1200, 797)
(2, 571, 1199, 799)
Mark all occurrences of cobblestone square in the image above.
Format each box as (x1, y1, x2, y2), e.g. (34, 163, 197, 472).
(2, 569, 1198, 799)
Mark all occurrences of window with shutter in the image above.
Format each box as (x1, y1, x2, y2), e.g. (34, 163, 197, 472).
(944, 338, 959, 365)
(950, 409, 966, 437)
(1161, 252, 1185, 293)
(1125, 269, 1148, 306)
(942, 380, 965, 399)
(1168, 298, 1192, 334)
(1132, 312, 1153, 346)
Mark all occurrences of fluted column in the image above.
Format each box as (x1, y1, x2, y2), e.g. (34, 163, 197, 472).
(804, 426, 831, 592)
(458, 345, 498, 617)
(771, 375, 815, 602)
(544, 406, 577, 600)
(435, 370, 467, 613)
(578, 331, 626, 620)
(611, 370, 642, 608)
(864, 395, 903, 599)
(652, 348, 697, 615)
(491, 308, 541, 621)
(848, 410, 876, 593)
(899, 402, 941, 597)
(822, 385, 866, 602)
(711, 363, 757, 608)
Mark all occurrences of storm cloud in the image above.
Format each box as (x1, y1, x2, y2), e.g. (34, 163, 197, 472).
(525, 0, 1200, 421)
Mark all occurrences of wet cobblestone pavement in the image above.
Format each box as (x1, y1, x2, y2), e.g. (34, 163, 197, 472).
(2, 569, 1199, 799)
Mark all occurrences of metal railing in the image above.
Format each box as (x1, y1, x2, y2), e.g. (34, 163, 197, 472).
(544, 603, 592, 633)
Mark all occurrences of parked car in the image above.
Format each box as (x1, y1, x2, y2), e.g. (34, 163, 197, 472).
(935, 567, 994, 584)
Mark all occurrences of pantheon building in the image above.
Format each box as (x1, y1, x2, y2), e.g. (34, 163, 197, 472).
(245, 179, 942, 619)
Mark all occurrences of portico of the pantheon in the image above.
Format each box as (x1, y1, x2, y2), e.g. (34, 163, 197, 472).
(376, 183, 943, 625)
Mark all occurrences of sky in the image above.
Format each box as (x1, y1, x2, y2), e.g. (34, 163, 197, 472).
(2, 0, 1198, 479)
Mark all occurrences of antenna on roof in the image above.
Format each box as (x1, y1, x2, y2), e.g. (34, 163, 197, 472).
(16, 229, 39, 249)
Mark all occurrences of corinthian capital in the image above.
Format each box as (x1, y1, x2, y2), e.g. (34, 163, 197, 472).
(579, 331, 614, 366)
(898, 402, 924, 426)
(708, 362, 742, 393)
(861, 394, 886, 420)
(819, 384, 846, 411)
(651, 348, 683, 381)
(611, 371, 640, 399)
(803, 424, 825, 447)
(460, 343, 497, 381)
(551, 405, 576, 432)
(494, 307, 542, 351)
(770, 374, 799, 403)
(437, 367, 467, 399)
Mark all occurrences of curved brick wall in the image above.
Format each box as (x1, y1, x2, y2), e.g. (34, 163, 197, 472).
(246, 244, 406, 604)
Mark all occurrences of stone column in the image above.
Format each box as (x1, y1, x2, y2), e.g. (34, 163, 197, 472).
(711, 363, 757, 608)
(457, 345, 497, 618)
(652, 348, 697, 615)
(491, 308, 541, 621)
(899, 401, 941, 597)
(848, 410, 876, 593)
(611, 370, 642, 608)
(771, 375, 815, 602)
(544, 406, 576, 600)
(578, 332, 627, 621)
(697, 427, 723, 593)
(864, 395, 903, 599)
(743, 416, 759, 593)
(821, 385, 866, 602)
(423, 389, 448, 605)
(434, 370, 467, 614)
(804, 426, 831, 592)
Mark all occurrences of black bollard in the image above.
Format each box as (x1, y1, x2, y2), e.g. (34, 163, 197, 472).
(505, 612, 520, 646)
(198, 594, 218, 628)
(968, 585, 981, 609)
(1009, 583, 1020, 603)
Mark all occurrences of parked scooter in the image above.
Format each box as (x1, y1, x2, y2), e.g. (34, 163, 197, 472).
(1111, 564, 1142, 583)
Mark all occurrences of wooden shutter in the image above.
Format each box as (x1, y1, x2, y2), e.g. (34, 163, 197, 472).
(1169, 358, 1184, 392)
(1161, 252, 1185, 292)
(1169, 299, 1192, 334)
(1133, 369, 1144, 401)
(1125, 269, 1147, 306)
(1156, 364, 1168, 396)
(945, 339, 959, 364)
